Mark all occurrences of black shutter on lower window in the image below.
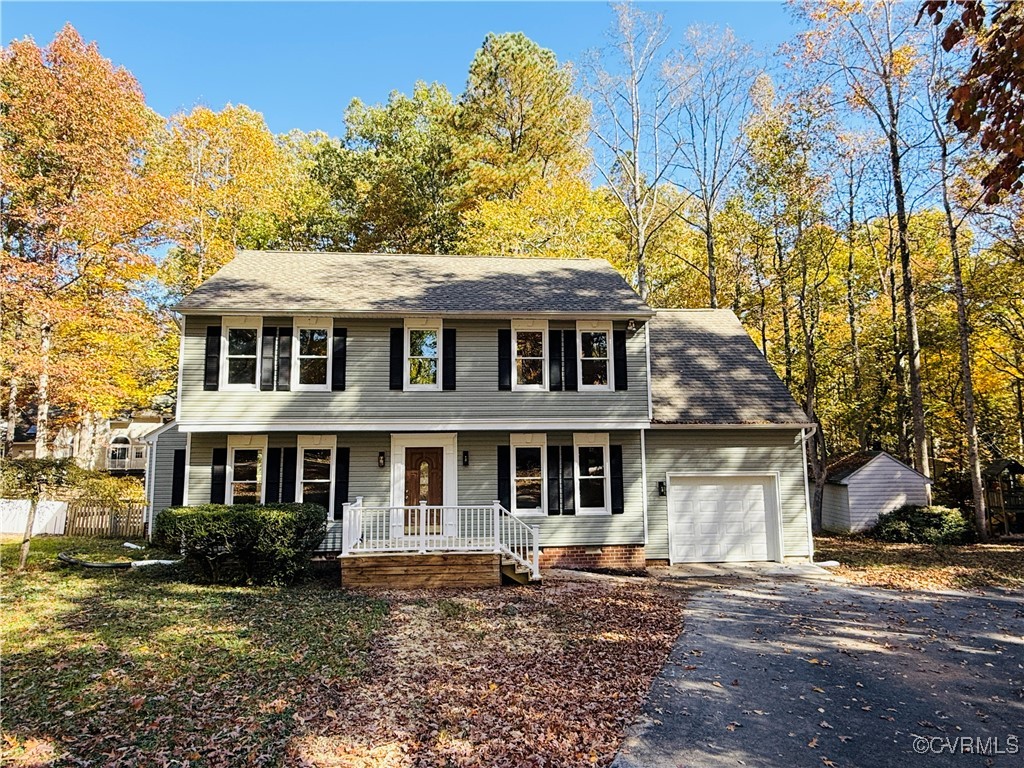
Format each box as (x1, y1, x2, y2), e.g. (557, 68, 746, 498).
(332, 327, 347, 391)
(613, 330, 628, 391)
(260, 327, 277, 391)
(560, 445, 575, 515)
(210, 448, 227, 504)
(549, 329, 563, 391)
(497, 445, 511, 510)
(497, 329, 512, 391)
(171, 449, 186, 507)
(276, 327, 292, 391)
(610, 444, 625, 514)
(546, 445, 561, 515)
(334, 447, 349, 520)
(562, 330, 578, 391)
(204, 326, 220, 391)
(389, 328, 403, 390)
(281, 447, 297, 503)
(265, 447, 282, 503)
(442, 328, 456, 391)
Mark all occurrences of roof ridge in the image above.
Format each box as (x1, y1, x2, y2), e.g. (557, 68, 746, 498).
(237, 249, 601, 263)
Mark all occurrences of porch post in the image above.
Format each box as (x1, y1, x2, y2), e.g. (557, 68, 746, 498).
(531, 525, 540, 580)
(492, 500, 502, 553)
(419, 502, 427, 554)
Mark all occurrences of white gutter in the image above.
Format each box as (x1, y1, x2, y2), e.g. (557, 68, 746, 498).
(640, 428, 649, 546)
(798, 425, 818, 561)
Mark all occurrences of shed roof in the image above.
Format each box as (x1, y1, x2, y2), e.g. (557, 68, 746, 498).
(648, 310, 811, 427)
(825, 450, 931, 485)
(175, 250, 653, 317)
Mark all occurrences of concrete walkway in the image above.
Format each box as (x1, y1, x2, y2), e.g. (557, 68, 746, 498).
(615, 570, 1023, 768)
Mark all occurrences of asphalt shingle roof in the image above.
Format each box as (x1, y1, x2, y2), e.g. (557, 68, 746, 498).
(175, 251, 653, 316)
(649, 310, 811, 426)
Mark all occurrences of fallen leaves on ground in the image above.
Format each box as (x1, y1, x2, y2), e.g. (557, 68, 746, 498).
(814, 535, 1024, 591)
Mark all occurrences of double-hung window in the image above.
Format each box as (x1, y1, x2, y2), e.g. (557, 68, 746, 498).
(297, 435, 335, 517)
(405, 319, 442, 390)
(293, 318, 332, 390)
(512, 319, 547, 390)
(577, 321, 612, 390)
(574, 433, 610, 514)
(510, 433, 546, 515)
(222, 316, 262, 390)
(227, 435, 267, 504)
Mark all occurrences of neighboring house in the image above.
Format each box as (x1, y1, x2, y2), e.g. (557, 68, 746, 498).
(819, 451, 931, 533)
(147, 251, 815, 584)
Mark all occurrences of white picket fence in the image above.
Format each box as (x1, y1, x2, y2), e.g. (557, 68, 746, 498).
(0, 499, 68, 535)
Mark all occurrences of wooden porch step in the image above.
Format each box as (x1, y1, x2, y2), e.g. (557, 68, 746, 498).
(500, 562, 542, 586)
(340, 552, 501, 589)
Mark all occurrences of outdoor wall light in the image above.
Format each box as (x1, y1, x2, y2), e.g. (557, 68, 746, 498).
(462, 450, 470, 467)
(657, 481, 667, 497)
(378, 451, 386, 468)
(626, 318, 638, 333)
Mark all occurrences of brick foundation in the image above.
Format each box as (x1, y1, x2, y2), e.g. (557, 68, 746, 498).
(539, 544, 647, 572)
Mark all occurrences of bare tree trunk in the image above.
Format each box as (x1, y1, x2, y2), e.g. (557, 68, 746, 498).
(845, 167, 862, 398)
(4, 377, 18, 457)
(35, 323, 52, 458)
(774, 233, 794, 389)
(706, 214, 718, 308)
(18, 495, 39, 571)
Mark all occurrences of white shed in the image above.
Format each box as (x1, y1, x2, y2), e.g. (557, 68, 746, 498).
(820, 451, 931, 533)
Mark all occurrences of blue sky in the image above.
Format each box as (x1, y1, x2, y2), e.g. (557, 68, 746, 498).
(2, 1, 797, 136)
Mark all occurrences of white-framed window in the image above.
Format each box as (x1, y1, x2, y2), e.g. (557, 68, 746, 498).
(297, 434, 335, 517)
(404, 319, 442, 391)
(510, 433, 547, 516)
(221, 316, 262, 391)
(573, 433, 610, 515)
(577, 321, 613, 390)
(227, 435, 267, 504)
(292, 317, 332, 391)
(512, 319, 548, 391)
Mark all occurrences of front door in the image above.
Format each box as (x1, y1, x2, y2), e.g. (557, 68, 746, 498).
(404, 447, 444, 534)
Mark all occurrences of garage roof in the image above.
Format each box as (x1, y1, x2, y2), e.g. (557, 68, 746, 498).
(649, 310, 812, 427)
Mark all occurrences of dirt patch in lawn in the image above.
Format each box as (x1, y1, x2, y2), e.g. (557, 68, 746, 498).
(815, 534, 1024, 591)
(2, 538, 684, 767)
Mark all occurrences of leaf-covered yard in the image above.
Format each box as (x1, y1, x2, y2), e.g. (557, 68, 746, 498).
(1, 536, 684, 767)
(815, 534, 1024, 591)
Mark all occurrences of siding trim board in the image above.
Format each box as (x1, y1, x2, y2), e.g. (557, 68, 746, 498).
(177, 419, 652, 432)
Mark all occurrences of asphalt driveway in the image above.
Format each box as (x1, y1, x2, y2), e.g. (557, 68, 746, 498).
(615, 569, 1023, 768)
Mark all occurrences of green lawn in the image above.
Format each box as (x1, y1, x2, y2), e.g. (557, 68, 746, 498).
(1, 536, 386, 766)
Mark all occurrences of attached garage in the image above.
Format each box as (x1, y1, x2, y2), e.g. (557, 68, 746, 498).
(667, 474, 783, 563)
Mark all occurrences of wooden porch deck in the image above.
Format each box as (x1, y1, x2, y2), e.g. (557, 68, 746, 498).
(339, 552, 502, 589)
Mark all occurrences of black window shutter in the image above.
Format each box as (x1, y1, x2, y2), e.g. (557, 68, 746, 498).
(497, 444, 511, 510)
(560, 445, 575, 515)
(549, 329, 563, 391)
(281, 447, 297, 503)
(442, 328, 456, 391)
(546, 445, 561, 515)
(204, 326, 220, 391)
(497, 329, 512, 391)
(171, 449, 186, 506)
(265, 447, 282, 503)
(260, 327, 277, 391)
(613, 330, 628, 391)
(562, 330, 578, 392)
(334, 447, 350, 520)
(276, 327, 292, 391)
(389, 328, 404, 390)
(210, 448, 227, 504)
(610, 444, 625, 514)
(332, 327, 347, 391)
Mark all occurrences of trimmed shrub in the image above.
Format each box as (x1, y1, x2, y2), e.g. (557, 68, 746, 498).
(153, 503, 327, 584)
(870, 504, 976, 545)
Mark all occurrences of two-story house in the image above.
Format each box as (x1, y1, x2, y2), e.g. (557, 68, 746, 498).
(145, 251, 814, 585)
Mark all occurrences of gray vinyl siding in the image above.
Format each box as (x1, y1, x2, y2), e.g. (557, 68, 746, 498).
(149, 425, 186, 517)
(820, 483, 851, 533)
(185, 430, 644, 548)
(644, 429, 811, 560)
(177, 316, 649, 428)
(845, 455, 929, 531)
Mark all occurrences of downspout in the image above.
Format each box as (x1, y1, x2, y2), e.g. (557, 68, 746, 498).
(640, 429, 649, 547)
(798, 426, 818, 561)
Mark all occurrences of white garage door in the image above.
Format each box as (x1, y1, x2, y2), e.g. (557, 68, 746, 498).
(668, 476, 774, 563)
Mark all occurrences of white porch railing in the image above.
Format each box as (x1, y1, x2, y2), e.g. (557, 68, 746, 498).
(340, 498, 541, 580)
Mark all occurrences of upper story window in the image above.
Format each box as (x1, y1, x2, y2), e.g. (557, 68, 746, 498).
(227, 435, 267, 504)
(293, 318, 332, 391)
(577, 321, 612, 391)
(574, 432, 610, 514)
(510, 433, 546, 515)
(404, 319, 442, 390)
(512, 319, 548, 391)
(222, 316, 262, 391)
